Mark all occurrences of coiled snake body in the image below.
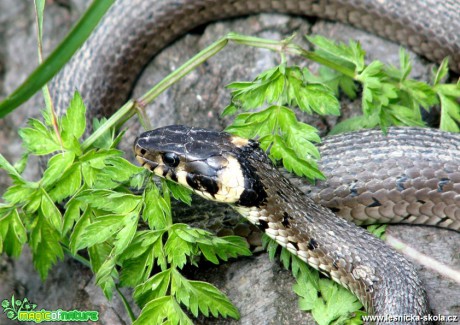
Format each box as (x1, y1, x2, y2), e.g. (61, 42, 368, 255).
(51, 0, 460, 323)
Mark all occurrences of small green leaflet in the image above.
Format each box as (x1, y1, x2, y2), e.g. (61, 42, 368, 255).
(0, 206, 27, 257)
(433, 59, 460, 132)
(18, 92, 86, 155)
(306, 35, 365, 73)
(225, 106, 324, 180)
(29, 213, 64, 280)
(296, 278, 362, 325)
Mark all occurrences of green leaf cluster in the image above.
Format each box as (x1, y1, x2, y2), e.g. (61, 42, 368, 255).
(305, 36, 459, 134)
(224, 65, 341, 180)
(0, 92, 250, 324)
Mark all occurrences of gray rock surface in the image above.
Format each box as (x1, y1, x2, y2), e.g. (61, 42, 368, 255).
(0, 1, 458, 324)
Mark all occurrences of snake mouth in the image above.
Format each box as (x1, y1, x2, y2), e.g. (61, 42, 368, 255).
(135, 155, 159, 171)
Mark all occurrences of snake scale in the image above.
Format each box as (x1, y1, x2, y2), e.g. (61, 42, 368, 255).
(50, 0, 460, 323)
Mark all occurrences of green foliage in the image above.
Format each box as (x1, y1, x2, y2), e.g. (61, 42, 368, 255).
(224, 65, 340, 180)
(0, 93, 250, 323)
(263, 236, 363, 325)
(0, 0, 115, 118)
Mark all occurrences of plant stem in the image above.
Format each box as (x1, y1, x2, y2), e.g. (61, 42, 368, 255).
(82, 33, 356, 149)
(63, 246, 91, 268)
(116, 285, 136, 322)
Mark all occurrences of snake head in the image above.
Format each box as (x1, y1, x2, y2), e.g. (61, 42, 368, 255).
(134, 125, 267, 206)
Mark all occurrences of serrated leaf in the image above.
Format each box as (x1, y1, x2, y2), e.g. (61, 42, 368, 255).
(221, 103, 238, 117)
(19, 119, 61, 155)
(306, 67, 357, 99)
(286, 68, 340, 115)
(133, 268, 172, 307)
(29, 213, 64, 280)
(41, 151, 75, 188)
(400, 79, 438, 109)
(79, 148, 123, 187)
(143, 182, 172, 229)
(226, 66, 284, 110)
(75, 214, 126, 251)
(88, 242, 112, 273)
(262, 235, 279, 261)
(164, 230, 195, 269)
(133, 296, 193, 325)
(62, 198, 83, 236)
(318, 279, 362, 325)
(49, 163, 82, 203)
(40, 189, 63, 231)
(75, 189, 141, 214)
(269, 135, 324, 180)
(112, 212, 139, 255)
(432, 58, 449, 86)
(436, 83, 460, 132)
(293, 276, 319, 311)
(95, 252, 117, 299)
(94, 156, 144, 189)
(0, 207, 27, 257)
(61, 92, 86, 141)
(120, 248, 155, 287)
(171, 270, 239, 319)
(439, 93, 460, 132)
(197, 235, 251, 264)
(70, 206, 92, 254)
(0, 154, 24, 184)
(166, 179, 193, 206)
(306, 35, 365, 72)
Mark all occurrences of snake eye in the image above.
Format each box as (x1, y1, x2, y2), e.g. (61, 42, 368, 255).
(162, 152, 180, 167)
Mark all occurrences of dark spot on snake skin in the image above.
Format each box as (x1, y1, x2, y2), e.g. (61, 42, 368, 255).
(396, 174, 408, 191)
(140, 148, 146, 155)
(199, 176, 219, 195)
(417, 199, 426, 204)
(257, 219, 269, 231)
(186, 173, 218, 195)
(332, 260, 338, 269)
(401, 215, 414, 222)
(330, 207, 340, 213)
(162, 167, 169, 177)
(350, 181, 358, 197)
(307, 238, 319, 250)
(436, 216, 450, 225)
(235, 144, 268, 207)
(282, 212, 291, 227)
(289, 241, 299, 250)
(170, 171, 178, 182)
(437, 178, 450, 192)
(276, 190, 289, 203)
(367, 197, 382, 208)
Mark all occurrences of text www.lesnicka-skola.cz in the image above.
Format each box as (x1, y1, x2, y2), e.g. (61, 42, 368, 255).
(361, 314, 459, 323)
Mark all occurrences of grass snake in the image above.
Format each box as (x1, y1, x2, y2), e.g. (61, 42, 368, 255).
(50, 0, 460, 323)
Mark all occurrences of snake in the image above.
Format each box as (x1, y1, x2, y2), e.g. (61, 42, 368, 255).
(49, 0, 460, 323)
(133, 125, 460, 322)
